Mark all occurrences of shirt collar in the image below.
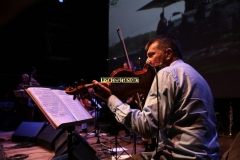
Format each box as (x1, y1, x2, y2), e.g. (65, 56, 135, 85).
(170, 59, 183, 66)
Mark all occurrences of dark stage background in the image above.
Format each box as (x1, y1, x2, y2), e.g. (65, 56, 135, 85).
(0, 0, 109, 100)
(0, 0, 240, 131)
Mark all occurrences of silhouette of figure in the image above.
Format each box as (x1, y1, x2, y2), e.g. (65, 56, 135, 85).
(156, 12, 167, 35)
(178, 14, 193, 47)
(194, 3, 206, 25)
(208, 3, 229, 31)
(166, 20, 177, 37)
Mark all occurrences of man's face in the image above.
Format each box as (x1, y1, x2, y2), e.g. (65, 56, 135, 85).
(22, 75, 29, 84)
(146, 41, 168, 67)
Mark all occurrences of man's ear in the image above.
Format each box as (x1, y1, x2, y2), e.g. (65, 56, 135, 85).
(165, 48, 173, 59)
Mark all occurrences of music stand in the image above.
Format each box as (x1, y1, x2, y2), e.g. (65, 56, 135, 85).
(13, 90, 29, 98)
(23, 86, 97, 160)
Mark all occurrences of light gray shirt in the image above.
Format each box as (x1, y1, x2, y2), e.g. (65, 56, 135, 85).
(108, 59, 220, 159)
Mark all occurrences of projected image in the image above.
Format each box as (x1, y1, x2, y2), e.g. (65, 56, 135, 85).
(108, 0, 240, 98)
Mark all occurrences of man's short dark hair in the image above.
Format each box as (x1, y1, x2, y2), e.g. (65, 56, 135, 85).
(145, 35, 183, 59)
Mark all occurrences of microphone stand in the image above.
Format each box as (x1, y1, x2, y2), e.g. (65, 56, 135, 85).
(110, 118, 130, 160)
(85, 97, 107, 144)
(94, 104, 101, 143)
(130, 95, 138, 154)
(130, 132, 137, 154)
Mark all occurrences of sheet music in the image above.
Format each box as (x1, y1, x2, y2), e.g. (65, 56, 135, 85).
(26, 87, 92, 127)
(52, 89, 92, 120)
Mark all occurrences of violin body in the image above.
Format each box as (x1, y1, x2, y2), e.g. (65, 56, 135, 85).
(107, 64, 163, 100)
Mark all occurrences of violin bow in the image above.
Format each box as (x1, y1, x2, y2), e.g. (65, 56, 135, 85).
(116, 27, 143, 110)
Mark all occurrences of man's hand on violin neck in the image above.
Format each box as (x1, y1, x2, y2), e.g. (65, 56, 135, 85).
(92, 80, 112, 101)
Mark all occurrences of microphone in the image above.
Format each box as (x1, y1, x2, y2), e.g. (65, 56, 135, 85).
(106, 57, 117, 61)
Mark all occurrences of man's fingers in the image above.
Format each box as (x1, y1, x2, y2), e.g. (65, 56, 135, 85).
(92, 80, 102, 87)
(92, 80, 100, 86)
(92, 80, 104, 89)
(92, 80, 98, 84)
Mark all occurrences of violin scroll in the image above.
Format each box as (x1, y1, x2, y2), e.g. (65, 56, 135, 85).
(65, 82, 110, 100)
(65, 83, 93, 95)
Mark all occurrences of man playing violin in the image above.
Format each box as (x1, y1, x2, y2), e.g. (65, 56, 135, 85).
(85, 35, 220, 159)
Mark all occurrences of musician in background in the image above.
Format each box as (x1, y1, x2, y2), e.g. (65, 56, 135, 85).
(18, 73, 40, 90)
(16, 73, 41, 121)
(123, 61, 136, 71)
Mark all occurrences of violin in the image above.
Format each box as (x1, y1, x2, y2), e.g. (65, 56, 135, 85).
(65, 27, 164, 100)
(65, 63, 164, 100)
